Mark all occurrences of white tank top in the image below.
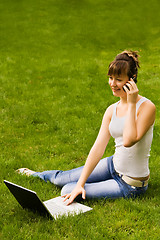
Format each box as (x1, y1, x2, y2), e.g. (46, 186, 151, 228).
(109, 97, 154, 177)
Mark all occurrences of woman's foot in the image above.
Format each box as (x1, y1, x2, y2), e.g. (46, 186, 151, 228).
(16, 168, 36, 176)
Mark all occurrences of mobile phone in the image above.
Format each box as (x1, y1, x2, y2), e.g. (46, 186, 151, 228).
(132, 76, 136, 82)
(123, 76, 137, 92)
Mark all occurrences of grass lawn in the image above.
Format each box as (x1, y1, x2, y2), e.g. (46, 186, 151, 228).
(0, 0, 160, 239)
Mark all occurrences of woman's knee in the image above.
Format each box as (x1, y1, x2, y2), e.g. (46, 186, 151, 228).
(61, 183, 76, 196)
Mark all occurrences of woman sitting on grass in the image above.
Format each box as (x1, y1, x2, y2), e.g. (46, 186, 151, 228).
(17, 50, 156, 205)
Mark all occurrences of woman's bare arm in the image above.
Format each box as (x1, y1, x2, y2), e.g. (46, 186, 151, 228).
(63, 105, 113, 204)
(123, 79, 156, 147)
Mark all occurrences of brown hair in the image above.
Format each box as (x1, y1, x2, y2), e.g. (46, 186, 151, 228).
(107, 50, 140, 83)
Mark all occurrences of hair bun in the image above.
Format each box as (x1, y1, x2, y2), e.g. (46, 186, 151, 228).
(122, 50, 140, 68)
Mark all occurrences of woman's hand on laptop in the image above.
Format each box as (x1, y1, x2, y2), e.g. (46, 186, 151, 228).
(62, 185, 86, 205)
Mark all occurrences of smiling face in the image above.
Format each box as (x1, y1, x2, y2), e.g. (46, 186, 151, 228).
(109, 74, 129, 97)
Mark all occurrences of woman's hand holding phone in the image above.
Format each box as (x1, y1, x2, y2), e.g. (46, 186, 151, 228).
(123, 78, 139, 104)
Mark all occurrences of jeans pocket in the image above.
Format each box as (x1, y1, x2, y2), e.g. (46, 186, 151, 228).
(126, 185, 148, 199)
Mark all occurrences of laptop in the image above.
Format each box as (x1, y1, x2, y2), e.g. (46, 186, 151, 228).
(4, 180, 92, 219)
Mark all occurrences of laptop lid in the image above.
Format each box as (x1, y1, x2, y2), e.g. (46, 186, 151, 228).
(4, 180, 52, 218)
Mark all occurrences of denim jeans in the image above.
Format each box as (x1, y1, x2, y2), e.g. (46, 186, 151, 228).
(32, 156, 148, 200)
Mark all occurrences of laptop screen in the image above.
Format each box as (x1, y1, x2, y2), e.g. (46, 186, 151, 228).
(4, 180, 52, 218)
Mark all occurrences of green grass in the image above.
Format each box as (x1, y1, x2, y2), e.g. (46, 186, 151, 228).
(0, 0, 160, 239)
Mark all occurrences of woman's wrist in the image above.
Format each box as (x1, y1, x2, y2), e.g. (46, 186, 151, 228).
(128, 102, 136, 109)
(127, 100, 137, 110)
(77, 181, 85, 188)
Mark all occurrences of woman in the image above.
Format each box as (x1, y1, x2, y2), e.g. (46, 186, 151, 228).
(17, 50, 156, 205)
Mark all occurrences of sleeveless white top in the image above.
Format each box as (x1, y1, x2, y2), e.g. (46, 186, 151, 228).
(109, 97, 154, 177)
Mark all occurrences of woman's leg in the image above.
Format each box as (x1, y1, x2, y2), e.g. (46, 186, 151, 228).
(61, 179, 124, 199)
(32, 155, 148, 200)
(60, 155, 148, 200)
(61, 177, 148, 200)
(32, 156, 113, 187)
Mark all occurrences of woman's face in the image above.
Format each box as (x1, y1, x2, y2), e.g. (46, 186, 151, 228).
(109, 74, 129, 97)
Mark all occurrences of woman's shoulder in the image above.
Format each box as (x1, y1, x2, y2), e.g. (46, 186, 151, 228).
(138, 96, 156, 119)
(103, 101, 119, 120)
(139, 96, 156, 110)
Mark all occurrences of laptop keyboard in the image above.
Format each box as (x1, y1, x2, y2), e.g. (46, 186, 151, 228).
(44, 201, 70, 217)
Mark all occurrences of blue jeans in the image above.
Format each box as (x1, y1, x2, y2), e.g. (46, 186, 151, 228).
(32, 156, 148, 200)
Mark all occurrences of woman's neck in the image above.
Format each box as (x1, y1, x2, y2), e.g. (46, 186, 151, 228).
(120, 96, 128, 104)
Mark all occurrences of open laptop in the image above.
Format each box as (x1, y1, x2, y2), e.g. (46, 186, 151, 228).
(4, 180, 92, 219)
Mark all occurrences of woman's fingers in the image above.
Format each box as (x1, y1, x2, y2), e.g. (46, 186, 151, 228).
(123, 85, 129, 92)
(62, 192, 77, 205)
(128, 78, 138, 89)
(124, 80, 138, 93)
(61, 186, 86, 205)
(62, 194, 75, 205)
(82, 189, 86, 199)
(62, 193, 71, 202)
(123, 79, 139, 104)
(125, 81, 134, 89)
(66, 194, 76, 205)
